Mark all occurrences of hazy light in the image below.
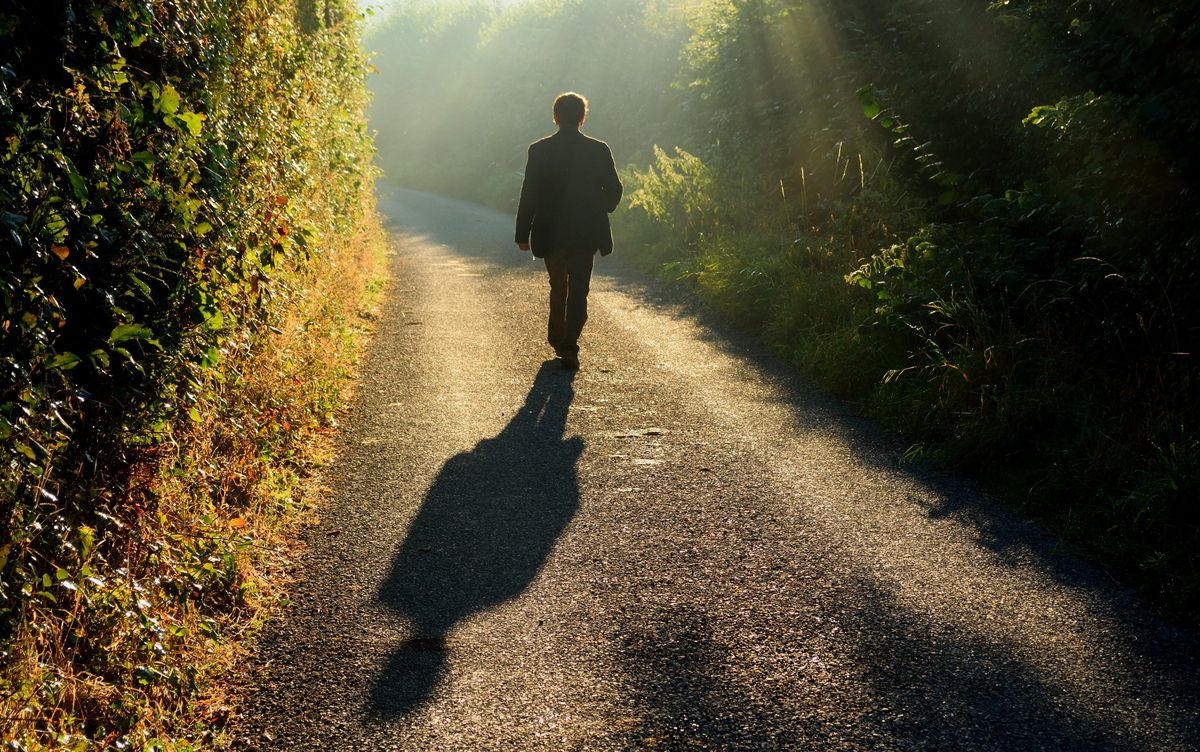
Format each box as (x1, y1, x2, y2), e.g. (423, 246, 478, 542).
(359, 0, 531, 25)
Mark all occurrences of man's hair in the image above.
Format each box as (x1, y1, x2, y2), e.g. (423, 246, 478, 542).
(553, 92, 588, 126)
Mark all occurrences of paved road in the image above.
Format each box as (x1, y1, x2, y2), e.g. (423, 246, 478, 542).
(235, 187, 1200, 750)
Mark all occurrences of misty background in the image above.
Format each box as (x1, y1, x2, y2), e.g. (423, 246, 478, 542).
(364, 0, 693, 211)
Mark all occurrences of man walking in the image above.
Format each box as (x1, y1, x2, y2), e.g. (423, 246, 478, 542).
(515, 92, 622, 370)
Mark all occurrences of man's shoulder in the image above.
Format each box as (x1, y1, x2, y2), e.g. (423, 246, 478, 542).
(530, 131, 610, 146)
(527, 131, 612, 159)
(579, 133, 612, 153)
(528, 133, 557, 151)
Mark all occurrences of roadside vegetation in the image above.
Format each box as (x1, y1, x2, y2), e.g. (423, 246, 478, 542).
(1, 1, 383, 748)
(370, 0, 1198, 624)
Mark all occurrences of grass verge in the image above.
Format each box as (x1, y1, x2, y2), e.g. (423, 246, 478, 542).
(1, 197, 389, 751)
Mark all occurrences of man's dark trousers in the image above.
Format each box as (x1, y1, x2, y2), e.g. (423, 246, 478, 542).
(544, 251, 594, 357)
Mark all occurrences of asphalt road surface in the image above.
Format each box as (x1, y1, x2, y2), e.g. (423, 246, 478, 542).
(234, 186, 1200, 751)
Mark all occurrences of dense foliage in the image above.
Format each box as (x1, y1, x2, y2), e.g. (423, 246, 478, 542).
(661, 0, 1200, 619)
(370, 0, 1199, 621)
(1, 0, 377, 746)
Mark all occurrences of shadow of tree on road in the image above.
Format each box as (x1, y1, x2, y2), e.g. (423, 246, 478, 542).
(369, 360, 582, 718)
(616, 578, 1156, 751)
(614, 603, 817, 750)
(835, 577, 1141, 751)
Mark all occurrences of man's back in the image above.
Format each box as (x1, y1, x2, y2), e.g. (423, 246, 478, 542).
(515, 128, 622, 258)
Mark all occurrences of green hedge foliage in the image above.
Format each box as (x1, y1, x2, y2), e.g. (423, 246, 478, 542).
(1, 0, 373, 745)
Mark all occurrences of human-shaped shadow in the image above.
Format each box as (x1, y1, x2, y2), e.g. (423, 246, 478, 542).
(369, 361, 582, 718)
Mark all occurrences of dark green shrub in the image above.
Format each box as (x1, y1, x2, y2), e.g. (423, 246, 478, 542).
(1, 0, 375, 745)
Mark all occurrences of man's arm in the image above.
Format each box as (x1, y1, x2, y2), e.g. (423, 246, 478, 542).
(515, 145, 537, 251)
(600, 144, 623, 214)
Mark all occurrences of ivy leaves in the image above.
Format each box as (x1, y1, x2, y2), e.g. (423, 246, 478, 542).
(151, 81, 206, 136)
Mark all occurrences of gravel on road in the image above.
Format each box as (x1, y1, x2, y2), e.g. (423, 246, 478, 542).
(233, 186, 1200, 751)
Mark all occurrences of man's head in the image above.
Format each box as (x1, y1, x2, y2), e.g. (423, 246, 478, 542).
(552, 92, 588, 129)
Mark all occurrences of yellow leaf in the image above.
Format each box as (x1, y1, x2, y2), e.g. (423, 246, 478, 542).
(229, 517, 247, 529)
(51, 244, 69, 261)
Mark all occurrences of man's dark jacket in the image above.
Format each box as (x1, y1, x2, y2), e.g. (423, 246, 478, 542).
(515, 127, 622, 258)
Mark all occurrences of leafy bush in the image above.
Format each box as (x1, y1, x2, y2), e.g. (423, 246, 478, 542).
(0, 0, 377, 746)
(626, 0, 1200, 621)
(628, 147, 720, 245)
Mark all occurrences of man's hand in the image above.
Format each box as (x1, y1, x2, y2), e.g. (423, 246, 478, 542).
(517, 242, 531, 252)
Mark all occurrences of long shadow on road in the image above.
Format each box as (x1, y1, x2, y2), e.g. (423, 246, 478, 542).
(369, 361, 583, 718)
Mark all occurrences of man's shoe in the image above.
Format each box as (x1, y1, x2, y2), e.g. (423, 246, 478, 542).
(560, 355, 580, 370)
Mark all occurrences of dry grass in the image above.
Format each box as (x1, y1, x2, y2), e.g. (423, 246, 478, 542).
(0, 189, 390, 750)
(172, 196, 392, 744)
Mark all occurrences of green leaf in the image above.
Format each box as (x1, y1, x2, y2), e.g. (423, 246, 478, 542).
(88, 349, 111, 368)
(200, 346, 221, 367)
(156, 84, 181, 115)
(201, 308, 225, 330)
(66, 164, 88, 206)
(47, 352, 82, 370)
(176, 111, 206, 136)
(79, 526, 96, 558)
(128, 274, 154, 303)
(109, 323, 155, 344)
(857, 85, 883, 120)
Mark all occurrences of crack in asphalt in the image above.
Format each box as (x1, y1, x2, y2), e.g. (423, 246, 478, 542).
(233, 186, 1200, 751)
